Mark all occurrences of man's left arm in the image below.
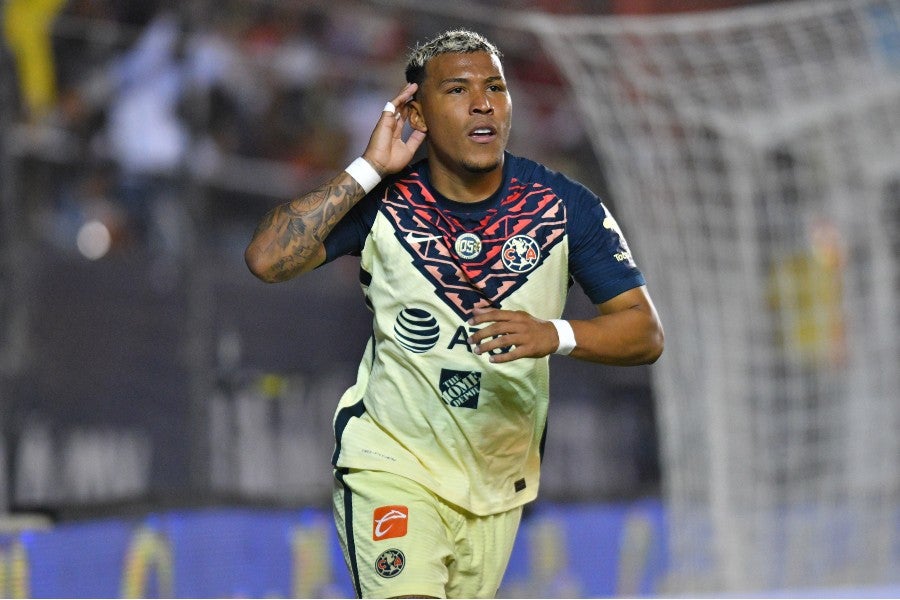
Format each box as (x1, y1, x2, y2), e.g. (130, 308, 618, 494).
(468, 286, 664, 365)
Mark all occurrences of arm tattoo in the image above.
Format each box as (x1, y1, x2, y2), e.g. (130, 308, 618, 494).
(252, 177, 363, 281)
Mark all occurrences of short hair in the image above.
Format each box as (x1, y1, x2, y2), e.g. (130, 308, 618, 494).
(404, 29, 503, 88)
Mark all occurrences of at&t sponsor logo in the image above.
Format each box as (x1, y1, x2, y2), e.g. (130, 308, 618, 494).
(393, 307, 511, 356)
(393, 308, 440, 353)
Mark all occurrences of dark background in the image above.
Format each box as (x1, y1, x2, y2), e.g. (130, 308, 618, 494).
(0, 0, 774, 519)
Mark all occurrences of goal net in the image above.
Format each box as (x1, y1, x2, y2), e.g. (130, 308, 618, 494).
(525, 0, 900, 594)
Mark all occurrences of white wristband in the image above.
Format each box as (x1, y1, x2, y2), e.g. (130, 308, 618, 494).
(550, 319, 576, 355)
(345, 157, 381, 194)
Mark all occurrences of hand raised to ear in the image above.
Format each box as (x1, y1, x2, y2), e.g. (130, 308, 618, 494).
(362, 83, 427, 176)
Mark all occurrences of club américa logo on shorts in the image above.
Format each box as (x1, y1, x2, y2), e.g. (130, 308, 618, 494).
(374, 548, 406, 578)
(373, 505, 408, 541)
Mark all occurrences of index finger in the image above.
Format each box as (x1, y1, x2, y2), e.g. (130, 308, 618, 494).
(468, 306, 506, 325)
(385, 83, 418, 115)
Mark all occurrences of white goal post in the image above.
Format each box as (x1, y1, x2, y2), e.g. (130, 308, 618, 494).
(523, 0, 900, 594)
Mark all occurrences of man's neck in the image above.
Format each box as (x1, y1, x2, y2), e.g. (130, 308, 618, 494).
(427, 158, 504, 203)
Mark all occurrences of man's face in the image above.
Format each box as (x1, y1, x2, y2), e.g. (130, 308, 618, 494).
(409, 51, 512, 176)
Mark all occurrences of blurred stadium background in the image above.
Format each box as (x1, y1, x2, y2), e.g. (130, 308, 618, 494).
(0, 0, 898, 597)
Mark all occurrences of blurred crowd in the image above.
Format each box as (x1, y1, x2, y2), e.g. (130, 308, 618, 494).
(1, 0, 677, 507)
(3, 0, 602, 288)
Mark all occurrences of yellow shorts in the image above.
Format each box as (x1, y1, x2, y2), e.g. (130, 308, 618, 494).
(333, 468, 523, 599)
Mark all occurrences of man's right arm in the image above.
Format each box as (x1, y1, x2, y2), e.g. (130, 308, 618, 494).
(244, 172, 367, 282)
(245, 82, 424, 283)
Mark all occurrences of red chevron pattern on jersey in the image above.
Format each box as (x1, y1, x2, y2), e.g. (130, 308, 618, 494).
(381, 173, 566, 320)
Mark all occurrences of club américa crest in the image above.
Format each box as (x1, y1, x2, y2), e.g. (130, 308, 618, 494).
(374, 548, 405, 578)
(501, 235, 541, 273)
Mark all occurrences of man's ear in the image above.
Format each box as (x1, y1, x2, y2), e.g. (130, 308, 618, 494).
(407, 100, 427, 133)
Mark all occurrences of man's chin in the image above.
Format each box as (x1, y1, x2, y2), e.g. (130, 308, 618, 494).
(462, 158, 502, 174)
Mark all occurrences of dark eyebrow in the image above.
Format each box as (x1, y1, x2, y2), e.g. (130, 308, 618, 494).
(438, 75, 505, 87)
(438, 77, 469, 87)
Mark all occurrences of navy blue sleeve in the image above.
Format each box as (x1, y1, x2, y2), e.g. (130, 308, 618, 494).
(507, 154, 645, 305)
(321, 185, 381, 264)
(566, 187, 646, 305)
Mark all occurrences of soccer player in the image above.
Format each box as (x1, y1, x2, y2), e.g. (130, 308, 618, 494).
(245, 29, 664, 599)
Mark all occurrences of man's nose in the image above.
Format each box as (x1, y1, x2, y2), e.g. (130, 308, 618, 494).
(471, 91, 493, 114)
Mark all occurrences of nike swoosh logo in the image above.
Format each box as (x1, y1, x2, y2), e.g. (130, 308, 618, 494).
(405, 232, 442, 244)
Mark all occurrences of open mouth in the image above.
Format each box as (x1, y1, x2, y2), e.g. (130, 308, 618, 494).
(468, 126, 497, 143)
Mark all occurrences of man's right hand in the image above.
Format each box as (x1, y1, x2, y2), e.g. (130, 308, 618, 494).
(361, 82, 427, 176)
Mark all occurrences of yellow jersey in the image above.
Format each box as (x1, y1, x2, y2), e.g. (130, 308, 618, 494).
(324, 153, 645, 515)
